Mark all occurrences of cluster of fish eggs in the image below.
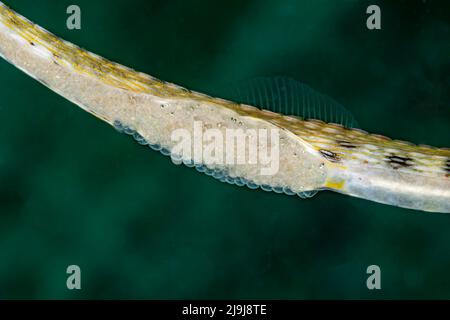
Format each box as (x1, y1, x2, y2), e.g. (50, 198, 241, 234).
(113, 120, 317, 199)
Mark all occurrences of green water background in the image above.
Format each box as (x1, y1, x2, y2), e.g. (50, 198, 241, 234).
(0, 0, 449, 299)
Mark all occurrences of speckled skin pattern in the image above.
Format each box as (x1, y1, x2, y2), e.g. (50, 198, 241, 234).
(0, 2, 448, 212)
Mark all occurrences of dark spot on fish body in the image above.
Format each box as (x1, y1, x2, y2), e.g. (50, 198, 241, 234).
(337, 140, 357, 148)
(445, 158, 450, 175)
(386, 154, 413, 169)
(319, 149, 340, 162)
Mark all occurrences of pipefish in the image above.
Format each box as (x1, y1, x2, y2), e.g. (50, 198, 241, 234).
(0, 2, 448, 213)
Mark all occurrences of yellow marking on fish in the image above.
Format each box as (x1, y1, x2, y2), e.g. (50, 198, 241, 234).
(325, 179, 345, 190)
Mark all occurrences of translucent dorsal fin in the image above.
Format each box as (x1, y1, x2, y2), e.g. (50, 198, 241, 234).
(226, 76, 358, 128)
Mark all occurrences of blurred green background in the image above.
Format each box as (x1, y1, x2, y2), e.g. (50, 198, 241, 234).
(0, 0, 449, 299)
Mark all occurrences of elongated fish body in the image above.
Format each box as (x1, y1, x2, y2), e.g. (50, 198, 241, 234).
(0, 2, 448, 213)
